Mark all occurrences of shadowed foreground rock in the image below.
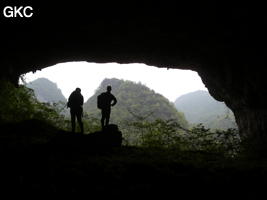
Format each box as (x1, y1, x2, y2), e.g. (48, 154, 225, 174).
(0, 120, 121, 149)
(51, 124, 123, 150)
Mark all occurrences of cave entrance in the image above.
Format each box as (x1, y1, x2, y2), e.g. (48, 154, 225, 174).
(23, 61, 207, 103)
(22, 61, 237, 132)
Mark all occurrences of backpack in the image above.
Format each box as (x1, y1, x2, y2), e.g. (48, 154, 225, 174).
(97, 93, 105, 109)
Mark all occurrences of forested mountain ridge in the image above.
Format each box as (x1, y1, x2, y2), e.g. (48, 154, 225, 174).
(84, 78, 188, 128)
(26, 78, 66, 103)
(25, 78, 236, 131)
(174, 90, 237, 130)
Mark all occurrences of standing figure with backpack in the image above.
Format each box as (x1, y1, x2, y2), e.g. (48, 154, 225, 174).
(97, 85, 117, 130)
(67, 87, 84, 134)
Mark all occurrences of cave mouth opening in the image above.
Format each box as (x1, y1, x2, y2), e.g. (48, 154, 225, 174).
(22, 61, 207, 103)
(21, 61, 237, 132)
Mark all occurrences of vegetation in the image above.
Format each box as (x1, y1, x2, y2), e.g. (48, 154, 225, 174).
(0, 79, 68, 129)
(121, 118, 240, 157)
(84, 78, 188, 124)
(2, 77, 239, 156)
(81, 78, 240, 156)
(83, 78, 191, 145)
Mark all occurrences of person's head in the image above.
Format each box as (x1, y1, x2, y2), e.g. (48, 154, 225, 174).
(107, 85, 112, 92)
(75, 87, 81, 93)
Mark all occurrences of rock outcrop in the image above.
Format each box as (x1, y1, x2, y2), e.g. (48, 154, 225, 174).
(52, 124, 123, 150)
(1, 3, 266, 149)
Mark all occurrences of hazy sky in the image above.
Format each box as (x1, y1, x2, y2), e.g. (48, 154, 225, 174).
(23, 62, 208, 102)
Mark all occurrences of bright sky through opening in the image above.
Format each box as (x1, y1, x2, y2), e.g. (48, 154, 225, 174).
(23, 62, 208, 102)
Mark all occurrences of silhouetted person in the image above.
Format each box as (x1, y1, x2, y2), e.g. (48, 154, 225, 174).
(97, 85, 117, 129)
(67, 87, 84, 134)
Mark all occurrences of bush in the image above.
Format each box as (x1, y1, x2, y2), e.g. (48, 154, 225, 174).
(0, 80, 68, 129)
(121, 117, 241, 157)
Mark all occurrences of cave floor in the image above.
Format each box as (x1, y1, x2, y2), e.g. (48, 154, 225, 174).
(0, 121, 266, 197)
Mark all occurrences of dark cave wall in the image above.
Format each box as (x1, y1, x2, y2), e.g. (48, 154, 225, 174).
(198, 60, 267, 143)
(1, 3, 267, 145)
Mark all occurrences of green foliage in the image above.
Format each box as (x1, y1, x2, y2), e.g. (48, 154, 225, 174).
(40, 101, 69, 129)
(121, 115, 240, 157)
(0, 80, 36, 123)
(132, 119, 184, 148)
(0, 79, 68, 129)
(181, 124, 241, 156)
(82, 113, 102, 133)
(202, 112, 237, 130)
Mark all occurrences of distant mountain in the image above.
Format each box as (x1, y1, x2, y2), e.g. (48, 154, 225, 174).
(26, 78, 67, 103)
(84, 78, 189, 128)
(174, 90, 237, 130)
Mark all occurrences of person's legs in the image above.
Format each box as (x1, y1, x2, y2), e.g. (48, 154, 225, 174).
(70, 109, 76, 133)
(77, 113, 84, 134)
(101, 109, 105, 130)
(105, 109, 111, 126)
(101, 108, 110, 129)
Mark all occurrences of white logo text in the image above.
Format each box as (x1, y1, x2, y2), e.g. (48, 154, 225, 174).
(3, 6, 33, 18)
